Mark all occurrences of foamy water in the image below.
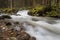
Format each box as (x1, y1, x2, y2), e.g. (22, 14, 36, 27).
(11, 10, 60, 40)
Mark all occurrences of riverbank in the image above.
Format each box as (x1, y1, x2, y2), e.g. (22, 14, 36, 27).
(0, 5, 60, 18)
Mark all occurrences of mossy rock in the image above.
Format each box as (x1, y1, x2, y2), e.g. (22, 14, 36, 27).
(29, 5, 45, 13)
(1, 15, 12, 19)
(28, 5, 46, 16)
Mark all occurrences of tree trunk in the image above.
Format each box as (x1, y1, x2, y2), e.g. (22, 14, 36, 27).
(56, 0, 59, 11)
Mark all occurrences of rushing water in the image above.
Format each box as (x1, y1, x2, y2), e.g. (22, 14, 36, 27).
(11, 10, 60, 40)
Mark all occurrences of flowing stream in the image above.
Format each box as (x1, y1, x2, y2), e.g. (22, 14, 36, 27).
(11, 10, 60, 40)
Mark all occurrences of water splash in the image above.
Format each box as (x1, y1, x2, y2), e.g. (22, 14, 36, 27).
(17, 10, 29, 16)
(11, 10, 60, 40)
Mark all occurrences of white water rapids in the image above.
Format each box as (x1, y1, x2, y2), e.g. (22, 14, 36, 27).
(10, 10, 60, 40)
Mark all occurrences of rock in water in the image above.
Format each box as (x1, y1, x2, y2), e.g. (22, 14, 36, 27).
(1, 15, 12, 19)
